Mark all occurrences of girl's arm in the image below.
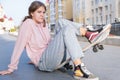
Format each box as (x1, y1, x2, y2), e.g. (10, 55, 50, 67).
(0, 19, 32, 75)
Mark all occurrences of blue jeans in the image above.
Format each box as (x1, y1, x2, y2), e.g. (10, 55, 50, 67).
(38, 19, 84, 71)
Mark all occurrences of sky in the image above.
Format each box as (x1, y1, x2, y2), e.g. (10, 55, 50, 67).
(0, 0, 46, 26)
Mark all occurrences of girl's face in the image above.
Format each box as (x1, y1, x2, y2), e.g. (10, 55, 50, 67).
(31, 6, 46, 24)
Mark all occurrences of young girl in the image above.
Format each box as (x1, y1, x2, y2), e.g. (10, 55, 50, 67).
(0, 1, 111, 79)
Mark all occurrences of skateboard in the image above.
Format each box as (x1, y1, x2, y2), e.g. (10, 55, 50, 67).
(56, 24, 111, 70)
(82, 24, 111, 52)
(86, 26, 104, 52)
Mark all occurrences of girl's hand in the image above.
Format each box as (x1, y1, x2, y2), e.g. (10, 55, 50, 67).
(80, 27, 87, 36)
(0, 70, 12, 75)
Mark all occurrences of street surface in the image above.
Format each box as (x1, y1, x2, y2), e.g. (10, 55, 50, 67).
(0, 34, 120, 80)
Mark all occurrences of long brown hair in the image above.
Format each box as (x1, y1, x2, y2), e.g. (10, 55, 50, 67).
(22, 1, 46, 27)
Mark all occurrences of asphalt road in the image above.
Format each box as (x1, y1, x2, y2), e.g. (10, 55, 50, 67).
(0, 34, 120, 80)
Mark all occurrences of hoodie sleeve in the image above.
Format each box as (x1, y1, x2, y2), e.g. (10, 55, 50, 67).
(8, 19, 33, 72)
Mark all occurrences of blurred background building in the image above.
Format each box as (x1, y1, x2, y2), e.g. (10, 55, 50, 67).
(45, 0, 120, 35)
(45, 0, 73, 31)
(45, 0, 120, 26)
(90, 0, 120, 26)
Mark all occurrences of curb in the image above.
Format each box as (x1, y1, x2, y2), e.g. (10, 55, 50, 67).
(77, 35, 120, 46)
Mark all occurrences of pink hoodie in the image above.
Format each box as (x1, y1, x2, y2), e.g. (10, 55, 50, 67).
(8, 19, 51, 72)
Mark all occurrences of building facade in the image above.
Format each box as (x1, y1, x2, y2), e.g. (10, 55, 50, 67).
(45, 0, 73, 28)
(89, 0, 120, 26)
(73, 0, 120, 26)
(46, 0, 120, 27)
(73, 0, 85, 23)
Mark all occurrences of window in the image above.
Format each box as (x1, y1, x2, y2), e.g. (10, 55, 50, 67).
(101, 16, 103, 24)
(106, 15, 108, 24)
(92, 17, 94, 24)
(82, 0, 85, 9)
(95, 0, 99, 4)
(110, 4, 112, 11)
(105, 0, 107, 2)
(91, 0, 94, 6)
(92, 9, 94, 14)
(96, 16, 98, 23)
(105, 5, 108, 11)
(119, 1, 120, 17)
(96, 8, 98, 14)
(109, 14, 112, 23)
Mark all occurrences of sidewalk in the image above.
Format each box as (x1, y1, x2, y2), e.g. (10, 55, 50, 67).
(0, 34, 120, 80)
(103, 34, 120, 46)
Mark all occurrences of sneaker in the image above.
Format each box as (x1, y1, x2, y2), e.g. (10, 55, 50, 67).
(85, 24, 111, 43)
(74, 63, 98, 80)
(85, 27, 103, 42)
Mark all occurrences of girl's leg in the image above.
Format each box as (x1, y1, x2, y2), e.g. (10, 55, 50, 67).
(38, 19, 95, 79)
(55, 19, 84, 36)
(62, 27, 97, 79)
(38, 19, 84, 71)
(38, 28, 65, 71)
(56, 19, 85, 65)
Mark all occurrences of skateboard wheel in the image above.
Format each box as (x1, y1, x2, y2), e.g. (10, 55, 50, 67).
(93, 45, 98, 52)
(97, 45, 104, 50)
